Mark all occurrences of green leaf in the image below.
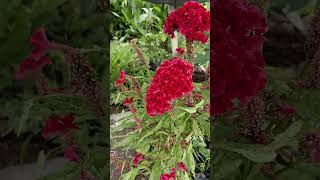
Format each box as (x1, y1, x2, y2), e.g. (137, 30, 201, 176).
(137, 119, 163, 144)
(192, 119, 203, 137)
(213, 153, 242, 179)
(31, 0, 68, 19)
(17, 99, 34, 136)
(268, 121, 302, 150)
(120, 168, 139, 180)
(178, 100, 205, 114)
(217, 142, 276, 163)
(183, 143, 196, 175)
(149, 160, 161, 180)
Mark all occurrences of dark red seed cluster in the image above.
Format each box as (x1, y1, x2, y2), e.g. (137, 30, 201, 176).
(146, 58, 193, 116)
(211, 0, 267, 115)
(164, 1, 210, 44)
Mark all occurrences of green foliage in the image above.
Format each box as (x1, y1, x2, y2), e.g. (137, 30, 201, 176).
(110, 0, 168, 40)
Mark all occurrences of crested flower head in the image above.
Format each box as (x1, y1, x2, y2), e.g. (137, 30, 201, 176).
(164, 1, 210, 43)
(146, 57, 193, 116)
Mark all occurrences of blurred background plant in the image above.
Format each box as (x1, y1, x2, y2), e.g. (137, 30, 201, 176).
(0, 0, 107, 179)
(212, 0, 320, 179)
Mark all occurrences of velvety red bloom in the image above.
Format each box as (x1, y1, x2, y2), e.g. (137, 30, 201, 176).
(176, 48, 185, 55)
(160, 168, 176, 180)
(164, 1, 210, 43)
(312, 145, 320, 162)
(211, 0, 267, 115)
(146, 58, 193, 116)
(177, 162, 188, 172)
(41, 114, 79, 139)
(16, 56, 52, 80)
(64, 144, 80, 163)
(123, 97, 136, 113)
(279, 104, 296, 117)
(132, 153, 143, 167)
(115, 70, 126, 87)
(30, 27, 53, 60)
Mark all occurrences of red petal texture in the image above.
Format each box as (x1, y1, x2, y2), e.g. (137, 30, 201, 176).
(211, 0, 267, 115)
(115, 70, 126, 87)
(63, 145, 80, 163)
(312, 145, 320, 162)
(176, 48, 185, 55)
(41, 114, 79, 139)
(16, 56, 52, 80)
(177, 162, 188, 172)
(164, 1, 210, 43)
(146, 58, 193, 116)
(30, 27, 52, 60)
(132, 153, 143, 167)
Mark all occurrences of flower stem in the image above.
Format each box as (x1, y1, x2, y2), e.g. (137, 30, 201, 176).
(186, 40, 195, 65)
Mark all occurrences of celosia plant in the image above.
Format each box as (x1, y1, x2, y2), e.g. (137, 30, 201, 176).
(111, 1, 210, 179)
(16, 27, 106, 179)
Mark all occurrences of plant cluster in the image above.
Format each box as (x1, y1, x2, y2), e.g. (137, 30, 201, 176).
(212, 0, 320, 179)
(111, 1, 210, 179)
(13, 28, 107, 180)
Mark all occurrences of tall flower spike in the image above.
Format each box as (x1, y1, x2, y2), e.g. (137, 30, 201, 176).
(146, 57, 193, 116)
(64, 48, 104, 116)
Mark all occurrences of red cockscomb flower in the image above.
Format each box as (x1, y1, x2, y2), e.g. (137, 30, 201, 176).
(132, 153, 143, 167)
(164, 1, 210, 43)
(160, 168, 176, 180)
(64, 144, 80, 163)
(177, 162, 188, 172)
(211, 0, 267, 115)
(176, 48, 185, 55)
(123, 97, 136, 113)
(115, 70, 126, 87)
(16, 56, 52, 80)
(30, 27, 54, 60)
(41, 114, 79, 139)
(146, 58, 193, 116)
(312, 145, 320, 162)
